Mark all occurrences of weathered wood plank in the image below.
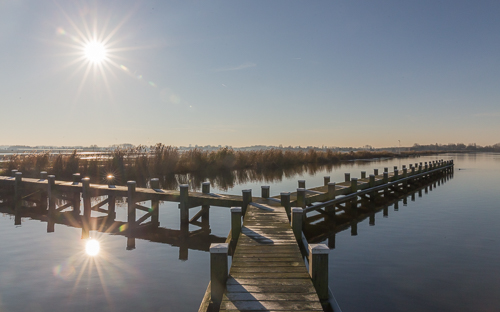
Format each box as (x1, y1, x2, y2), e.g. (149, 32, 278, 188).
(219, 300, 323, 311)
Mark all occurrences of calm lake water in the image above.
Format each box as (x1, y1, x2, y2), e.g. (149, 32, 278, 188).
(0, 153, 498, 311)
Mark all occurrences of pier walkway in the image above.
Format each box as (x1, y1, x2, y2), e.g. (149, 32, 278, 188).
(220, 200, 322, 311)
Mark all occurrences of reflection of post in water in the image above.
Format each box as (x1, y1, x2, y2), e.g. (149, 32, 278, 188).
(72, 173, 81, 217)
(47, 213, 55, 233)
(201, 182, 211, 230)
(150, 178, 160, 228)
(14, 172, 23, 225)
(178, 183, 189, 258)
(127, 181, 136, 250)
(179, 221, 189, 260)
(368, 202, 375, 226)
(350, 198, 358, 236)
(179, 184, 189, 227)
(48, 175, 56, 217)
(39, 171, 48, 213)
(81, 178, 91, 239)
(327, 230, 336, 249)
(127, 236, 136, 250)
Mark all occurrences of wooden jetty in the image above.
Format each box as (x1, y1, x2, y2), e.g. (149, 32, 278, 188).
(0, 159, 454, 312)
(219, 201, 324, 311)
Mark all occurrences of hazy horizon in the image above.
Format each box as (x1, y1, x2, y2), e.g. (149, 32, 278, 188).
(2, 1, 499, 147)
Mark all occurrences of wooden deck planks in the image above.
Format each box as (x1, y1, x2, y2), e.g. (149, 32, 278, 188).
(220, 203, 323, 312)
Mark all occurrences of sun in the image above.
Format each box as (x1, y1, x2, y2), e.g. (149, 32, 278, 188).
(84, 41, 107, 64)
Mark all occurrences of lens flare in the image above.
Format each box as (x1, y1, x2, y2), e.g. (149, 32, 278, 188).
(85, 239, 100, 256)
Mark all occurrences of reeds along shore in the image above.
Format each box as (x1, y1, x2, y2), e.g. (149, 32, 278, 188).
(1, 144, 433, 187)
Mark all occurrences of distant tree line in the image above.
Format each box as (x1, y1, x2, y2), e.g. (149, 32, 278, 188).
(410, 143, 500, 152)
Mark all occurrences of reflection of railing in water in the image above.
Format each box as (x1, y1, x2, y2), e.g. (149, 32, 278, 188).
(303, 171, 454, 247)
(0, 189, 226, 260)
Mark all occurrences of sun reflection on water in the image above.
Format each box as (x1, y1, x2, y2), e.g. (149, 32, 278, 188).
(85, 238, 100, 256)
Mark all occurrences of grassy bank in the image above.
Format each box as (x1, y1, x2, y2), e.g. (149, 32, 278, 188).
(1, 144, 435, 187)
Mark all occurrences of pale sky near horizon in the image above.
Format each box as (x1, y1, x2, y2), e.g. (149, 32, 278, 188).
(1, 0, 499, 148)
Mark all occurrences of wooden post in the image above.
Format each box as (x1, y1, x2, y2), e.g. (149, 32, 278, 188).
(82, 178, 91, 239)
(384, 167, 388, 173)
(350, 178, 358, 193)
(72, 173, 81, 216)
(48, 175, 55, 217)
(296, 188, 306, 208)
(394, 166, 398, 171)
(72, 173, 80, 185)
(242, 189, 252, 217)
(403, 167, 407, 178)
(14, 172, 22, 223)
(281, 192, 291, 219)
(368, 174, 377, 201)
(374, 169, 379, 176)
(202, 181, 210, 194)
(308, 244, 329, 301)
(298, 180, 305, 189)
(394, 169, 399, 180)
(291, 207, 303, 243)
(411, 166, 415, 174)
(11, 169, 18, 177)
(368, 174, 375, 187)
(127, 181, 136, 236)
(105, 175, 116, 221)
(202, 182, 210, 226)
(179, 184, 189, 225)
(82, 178, 91, 217)
(39, 171, 47, 211)
(419, 165, 423, 173)
(344, 173, 350, 183)
(231, 207, 242, 243)
(361, 171, 366, 179)
(210, 243, 229, 309)
(323, 176, 330, 186)
(107, 174, 115, 187)
(150, 178, 160, 227)
(383, 172, 389, 197)
(350, 178, 358, 212)
(326, 182, 336, 215)
(261, 186, 270, 199)
(327, 182, 336, 199)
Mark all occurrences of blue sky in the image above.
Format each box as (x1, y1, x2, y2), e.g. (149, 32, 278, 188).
(1, 0, 499, 147)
